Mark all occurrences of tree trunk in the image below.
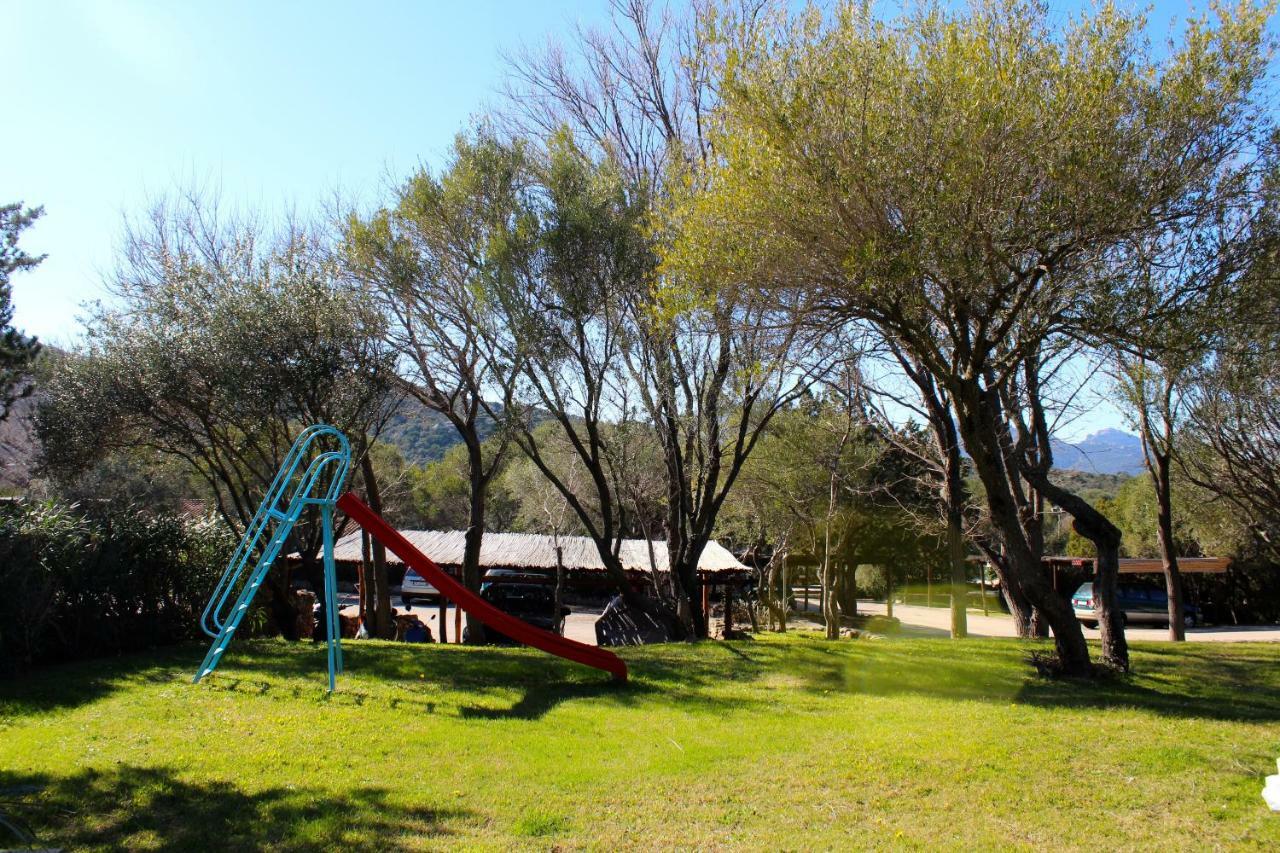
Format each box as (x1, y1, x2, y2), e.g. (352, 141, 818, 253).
(1092, 538, 1129, 669)
(678, 559, 706, 639)
(821, 523, 839, 639)
(952, 381, 1091, 675)
(885, 565, 894, 620)
(659, 417, 702, 639)
(1025, 470, 1129, 672)
(778, 554, 789, 632)
(554, 544, 566, 635)
(463, 449, 488, 644)
(931, 382, 969, 639)
(946, 506, 968, 638)
(1023, 489, 1050, 639)
(982, 546, 1034, 636)
(836, 562, 859, 619)
(266, 574, 301, 641)
(360, 454, 394, 639)
(1153, 454, 1186, 641)
(360, 529, 374, 629)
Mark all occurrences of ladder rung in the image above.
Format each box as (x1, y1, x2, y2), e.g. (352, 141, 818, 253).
(267, 508, 289, 521)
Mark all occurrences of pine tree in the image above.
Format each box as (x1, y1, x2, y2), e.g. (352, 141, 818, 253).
(0, 203, 44, 421)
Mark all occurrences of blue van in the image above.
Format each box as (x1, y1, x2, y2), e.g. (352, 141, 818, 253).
(1071, 582, 1200, 629)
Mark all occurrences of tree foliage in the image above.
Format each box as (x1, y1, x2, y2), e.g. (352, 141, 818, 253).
(37, 197, 394, 635)
(664, 0, 1273, 672)
(0, 203, 44, 422)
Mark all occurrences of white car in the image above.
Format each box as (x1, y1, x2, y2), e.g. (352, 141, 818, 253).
(400, 568, 439, 607)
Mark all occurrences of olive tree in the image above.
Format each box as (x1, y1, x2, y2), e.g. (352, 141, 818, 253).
(506, 0, 831, 638)
(666, 0, 1272, 673)
(345, 135, 529, 643)
(1182, 251, 1280, 558)
(38, 196, 394, 636)
(478, 134, 685, 627)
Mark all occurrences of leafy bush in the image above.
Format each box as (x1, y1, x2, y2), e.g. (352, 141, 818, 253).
(855, 564, 887, 599)
(0, 500, 233, 675)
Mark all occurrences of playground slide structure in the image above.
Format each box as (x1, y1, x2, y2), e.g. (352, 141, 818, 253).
(193, 425, 627, 691)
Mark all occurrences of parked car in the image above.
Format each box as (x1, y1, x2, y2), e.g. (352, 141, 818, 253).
(399, 568, 439, 608)
(463, 582, 570, 645)
(480, 568, 553, 588)
(1071, 582, 1200, 628)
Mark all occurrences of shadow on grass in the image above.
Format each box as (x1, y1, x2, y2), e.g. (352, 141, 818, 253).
(6, 634, 1279, 726)
(619, 632, 1280, 723)
(458, 680, 640, 720)
(215, 641, 663, 721)
(820, 639, 1280, 722)
(0, 644, 197, 716)
(0, 764, 472, 852)
(1, 639, 672, 722)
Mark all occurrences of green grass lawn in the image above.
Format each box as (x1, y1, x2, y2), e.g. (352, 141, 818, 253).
(2, 633, 1278, 851)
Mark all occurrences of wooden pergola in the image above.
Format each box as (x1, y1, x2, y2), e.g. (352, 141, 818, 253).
(1042, 555, 1231, 575)
(1037, 555, 1232, 596)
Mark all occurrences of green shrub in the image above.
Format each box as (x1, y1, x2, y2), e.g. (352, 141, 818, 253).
(0, 501, 88, 674)
(855, 564, 887, 599)
(0, 501, 233, 675)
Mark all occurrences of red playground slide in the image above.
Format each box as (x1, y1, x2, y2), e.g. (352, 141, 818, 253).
(336, 492, 628, 682)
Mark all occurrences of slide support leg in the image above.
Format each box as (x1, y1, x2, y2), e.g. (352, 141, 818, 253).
(321, 504, 342, 691)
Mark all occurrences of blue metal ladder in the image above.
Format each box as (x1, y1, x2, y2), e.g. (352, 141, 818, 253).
(194, 425, 352, 692)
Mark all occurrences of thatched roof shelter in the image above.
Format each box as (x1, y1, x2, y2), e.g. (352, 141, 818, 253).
(325, 529, 751, 584)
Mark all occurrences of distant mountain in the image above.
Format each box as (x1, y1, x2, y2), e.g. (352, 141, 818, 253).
(377, 397, 555, 467)
(1050, 428, 1146, 476)
(379, 397, 499, 466)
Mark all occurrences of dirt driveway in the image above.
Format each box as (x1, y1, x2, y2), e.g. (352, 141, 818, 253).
(852, 600, 1280, 642)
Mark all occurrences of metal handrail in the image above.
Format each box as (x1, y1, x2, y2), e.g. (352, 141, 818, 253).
(199, 426, 350, 638)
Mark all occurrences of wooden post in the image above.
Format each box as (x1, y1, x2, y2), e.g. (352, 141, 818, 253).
(980, 570, 989, 617)
(701, 581, 710, 630)
(454, 601, 463, 643)
(724, 585, 734, 636)
(438, 597, 448, 644)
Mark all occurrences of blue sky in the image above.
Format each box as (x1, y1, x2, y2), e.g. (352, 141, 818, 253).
(1, 0, 1252, 438)
(3, 0, 611, 346)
